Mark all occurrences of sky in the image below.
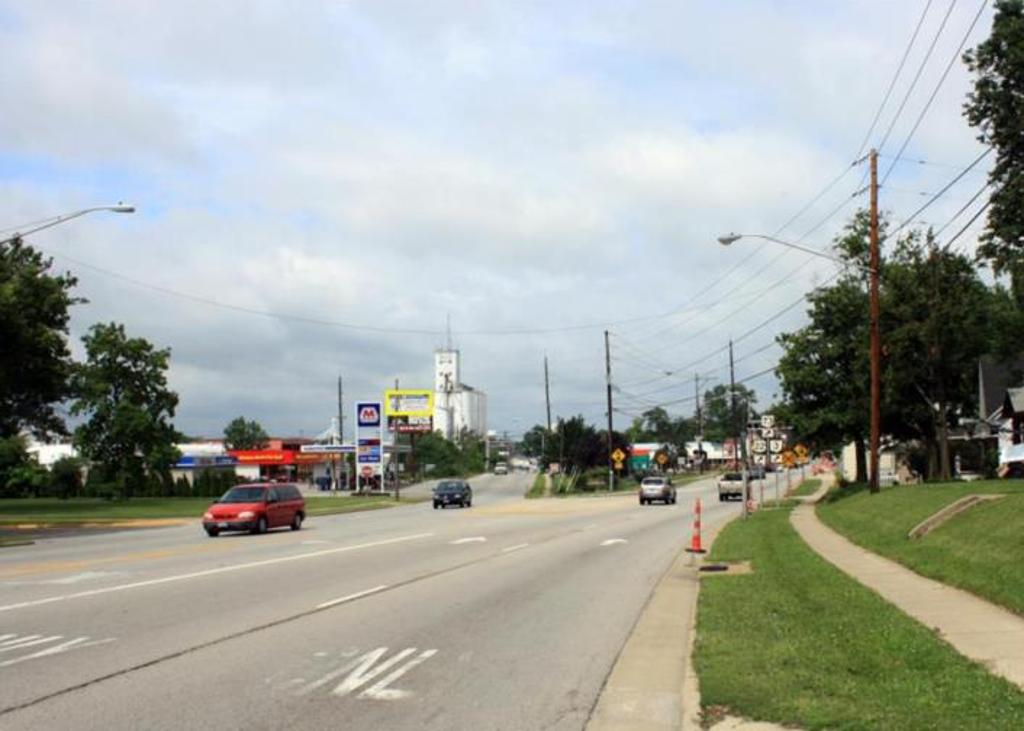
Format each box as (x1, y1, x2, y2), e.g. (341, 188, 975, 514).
(0, 0, 995, 439)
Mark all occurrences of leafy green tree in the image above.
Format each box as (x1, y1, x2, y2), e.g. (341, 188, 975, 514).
(543, 415, 603, 472)
(71, 323, 182, 499)
(777, 278, 870, 479)
(701, 384, 757, 443)
(223, 416, 270, 450)
(520, 425, 548, 458)
(964, 1, 1024, 295)
(50, 456, 85, 499)
(0, 237, 81, 439)
(881, 234, 993, 479)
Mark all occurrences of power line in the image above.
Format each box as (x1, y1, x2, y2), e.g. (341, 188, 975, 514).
(855, 0, 937, 158)
(891, 146, 992, 233)
(881, 0, 990, 185)
(877, 0, 957, 154)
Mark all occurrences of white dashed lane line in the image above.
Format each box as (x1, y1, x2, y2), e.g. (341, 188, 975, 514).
(449, 537, 487, 545)
(501, 543, 529, 554)
(315, 585, 390, 611)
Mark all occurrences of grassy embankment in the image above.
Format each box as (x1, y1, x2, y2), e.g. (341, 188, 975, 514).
(525, 473, 547, 499)
(0, 494, 416, 525)
(789, 477, 821, 497)
(818, 479, 1024, 616)
(695, 506, 1024, 729)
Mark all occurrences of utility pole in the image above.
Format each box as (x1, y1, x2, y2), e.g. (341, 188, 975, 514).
(337, 375, 345, 492)
(869, 149, 882, 494)
(544, 356, 552, 432)
(730, 340, 748, 519)
(695, 373, 703, 475)
(604, 330, 615, 491)
(342, 376, 350, 444)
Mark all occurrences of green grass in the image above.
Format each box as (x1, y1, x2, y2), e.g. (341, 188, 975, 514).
(695, 507, 1024, 730)
(790, 477, 822, 497)
(0, 494, 414, 524)
(817, 480, 1024, 616)
(525, 474, 547, 499)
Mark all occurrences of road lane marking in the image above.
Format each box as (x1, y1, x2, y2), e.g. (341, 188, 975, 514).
(502, 543, 529, 553)
(0, 636, 61, 653)
(449, 537, 486, 545)
(360, 649, 438, 700)
(0, 533, 434, 614)
(0, 637, 114, 668)
(332, 647, 417, 697)
(601, 539, 628, 546)
(0, 633, 116, 669)
(302, 647, 438, 700)
(315, 585, 389, 610)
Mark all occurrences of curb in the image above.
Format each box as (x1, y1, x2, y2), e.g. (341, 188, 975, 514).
(585, 511, 737, 731)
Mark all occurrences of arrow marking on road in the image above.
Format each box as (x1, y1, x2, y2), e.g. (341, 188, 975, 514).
(449, 537, 487, 545)
(600, 539, 629, 546)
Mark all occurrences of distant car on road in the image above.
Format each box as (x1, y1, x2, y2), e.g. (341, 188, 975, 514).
(203, 483, 305, 536)
(493, 462, 509, 475)
(638, 476, 676, 505)
(433, 480, 472, 509)
(717, 473, 748, 502)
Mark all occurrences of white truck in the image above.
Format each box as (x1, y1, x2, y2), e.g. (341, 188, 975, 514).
(716, 472, 748, 502)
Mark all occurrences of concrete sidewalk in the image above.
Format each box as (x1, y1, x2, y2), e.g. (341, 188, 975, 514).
(791, 488, 1024, 692)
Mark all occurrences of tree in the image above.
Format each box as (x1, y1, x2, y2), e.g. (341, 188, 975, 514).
(702, 384, 757, 442)
(520, 425, 548, 458)
(964, 1, 1024, 295)
(775, 210, 882, 481)
(223, 416, 270, 450)
(0, 237, 81, 439)
(71, 323, 182, 499)
(881, 234, 992, 479)
(777, 278, 871, 479)
(544, 416, 603, 472)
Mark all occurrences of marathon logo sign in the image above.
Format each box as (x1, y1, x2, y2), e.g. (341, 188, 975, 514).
(357, 402, 381, 427)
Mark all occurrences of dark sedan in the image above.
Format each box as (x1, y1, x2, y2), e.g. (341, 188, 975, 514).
(433, 480, 473, 509)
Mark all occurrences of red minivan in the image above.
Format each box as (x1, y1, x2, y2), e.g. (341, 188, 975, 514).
(202, 483, 305, 537)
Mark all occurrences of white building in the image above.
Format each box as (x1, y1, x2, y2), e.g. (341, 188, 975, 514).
(433, 349, 487, 438)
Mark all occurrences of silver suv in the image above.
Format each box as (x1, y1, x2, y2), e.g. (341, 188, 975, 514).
(638, 476, 676, 505)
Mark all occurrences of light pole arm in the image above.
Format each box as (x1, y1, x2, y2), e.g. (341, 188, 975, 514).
(1, 204, 135, 246)
(718, 233, 875, 275)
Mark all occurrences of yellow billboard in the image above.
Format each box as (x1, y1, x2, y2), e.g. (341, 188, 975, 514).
(384, 389, 434, 417)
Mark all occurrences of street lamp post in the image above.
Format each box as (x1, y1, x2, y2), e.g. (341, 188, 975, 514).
(718, 209, 882, 492)
(1, 204, 135, 246)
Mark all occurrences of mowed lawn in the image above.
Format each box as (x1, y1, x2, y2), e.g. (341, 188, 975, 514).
(694, 507, 1024, 730)
(817, 480, 1024, 616)
(0, 495, 414, 525)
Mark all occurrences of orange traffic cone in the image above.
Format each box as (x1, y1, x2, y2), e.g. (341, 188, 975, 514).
(686, 498, 706, 554)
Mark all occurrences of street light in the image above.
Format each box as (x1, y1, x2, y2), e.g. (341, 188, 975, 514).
(1, 203, 136, 246)
(717, 233, 875, 275)
(717, 223, 882, 493)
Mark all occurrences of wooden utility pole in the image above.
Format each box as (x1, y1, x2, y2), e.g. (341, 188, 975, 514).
(695, 373, 704, 475)
(869, 149, 881, 493)
(604, 330, 615, 490)
(544, 356, 552, 432)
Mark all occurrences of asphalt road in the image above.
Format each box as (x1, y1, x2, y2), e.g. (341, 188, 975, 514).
(0, 471, 749, 730)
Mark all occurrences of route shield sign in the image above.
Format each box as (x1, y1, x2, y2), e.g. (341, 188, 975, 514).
(761, 414, 775, 429)
(753, 439, 767, 454)
(769, 439, 784, 454)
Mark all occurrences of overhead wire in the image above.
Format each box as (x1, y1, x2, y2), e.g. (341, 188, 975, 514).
(881, 0, 990, 185)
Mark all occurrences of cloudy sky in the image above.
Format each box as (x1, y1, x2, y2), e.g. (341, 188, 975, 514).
(0, 1, 994, 439)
